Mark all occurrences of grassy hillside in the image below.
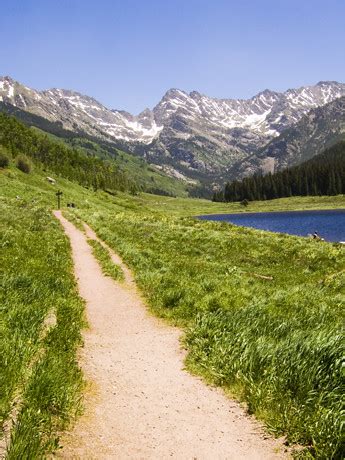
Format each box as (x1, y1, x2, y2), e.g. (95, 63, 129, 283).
(32, 130, 190, 197)
(0, 104, 190, 197)
(1, 163, 344, 458)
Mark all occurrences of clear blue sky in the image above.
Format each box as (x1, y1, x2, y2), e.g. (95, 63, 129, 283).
(1, 0, 345, 114)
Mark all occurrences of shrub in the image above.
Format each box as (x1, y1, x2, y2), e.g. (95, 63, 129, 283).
(0, 152, 9, 168)
(16, 155, 31, 174)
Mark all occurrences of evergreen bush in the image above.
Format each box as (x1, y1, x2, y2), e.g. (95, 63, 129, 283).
(0, 152, 9, 168)
(16, 155, 31, 174)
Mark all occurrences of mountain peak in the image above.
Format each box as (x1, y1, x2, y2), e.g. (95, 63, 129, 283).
(189, 90, 203, 99)
(1, 76, 345, 182)
(0, 75, 16, 83)
(316, 80, 339, 87)
(257, 88, 280, 97)
(162, 88, 188, 100)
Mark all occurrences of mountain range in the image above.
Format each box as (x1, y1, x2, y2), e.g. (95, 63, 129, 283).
(229, 95, 345, 179)
(1, 76, 345, 186)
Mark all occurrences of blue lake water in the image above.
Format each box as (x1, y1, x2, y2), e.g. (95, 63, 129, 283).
(199, 209, 345, 242)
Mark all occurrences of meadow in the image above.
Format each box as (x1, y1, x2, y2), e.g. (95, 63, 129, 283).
(1, 165, 344, 458)
(0, 174, 85, 457)
(76, 198, 344, 459)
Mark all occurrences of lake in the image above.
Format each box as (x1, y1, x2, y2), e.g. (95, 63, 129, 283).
(198, 209, 345, 242)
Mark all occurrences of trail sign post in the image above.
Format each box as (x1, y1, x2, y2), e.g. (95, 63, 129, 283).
(56, 190, 63, 210)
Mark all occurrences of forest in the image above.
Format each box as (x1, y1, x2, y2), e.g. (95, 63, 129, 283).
(214, 141, 345, 202)
(0, 112, 138, 193)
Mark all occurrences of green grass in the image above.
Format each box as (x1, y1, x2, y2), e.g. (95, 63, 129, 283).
(0, 189, 85, 457)
(77, 206, 344, 459)
(2, 163, 344, 217)
(88, 239, 124, 282)
(1, 166, 344, 459)
(63, 209, 85, 231)
(111, 148, 190, 197)
(133, 192, 345, 217)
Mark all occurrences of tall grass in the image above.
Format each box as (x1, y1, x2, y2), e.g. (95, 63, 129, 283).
(1, 166, 344, 458)
(0, 197, 85, 457)
(88, 239, 124, 281)
(79, 209, 344, 459)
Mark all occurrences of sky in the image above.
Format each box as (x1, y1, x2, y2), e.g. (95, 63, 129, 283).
(1, 0, 345, 114)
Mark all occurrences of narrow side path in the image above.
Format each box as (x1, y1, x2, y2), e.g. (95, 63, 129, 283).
(53, 211, 287, 459)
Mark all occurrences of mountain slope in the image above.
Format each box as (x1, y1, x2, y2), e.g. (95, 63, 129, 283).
(217, 140, 345, 202)
(144, 82, 345, 171)
(1, 76, 344, 182)
(0, 101, 191, 196)
(0, 76, 162, 144)
(0, 111, 190, 197)
(228, 96, 345, 178)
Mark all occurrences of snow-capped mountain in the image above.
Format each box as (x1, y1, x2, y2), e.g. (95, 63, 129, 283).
(145, 82, 345, 174)
(229, 96, 345, 178)
(0, 76, 162, 144)
(1, 76, 345, 180)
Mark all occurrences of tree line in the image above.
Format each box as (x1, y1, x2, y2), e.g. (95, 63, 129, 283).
(0, 113, 138, 193)
(213, 141, 345, 202)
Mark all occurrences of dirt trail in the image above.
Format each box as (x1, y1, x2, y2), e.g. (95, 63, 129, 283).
(53, 211, 288, 459)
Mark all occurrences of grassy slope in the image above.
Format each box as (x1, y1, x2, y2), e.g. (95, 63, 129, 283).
(2, 162, 344, 216)
(1, 166, 344, 458)
(0, 103, 189, 197)
(0, 175, 85, 457)
(111, 149, 190, 197)
(31, 126, 190, 197)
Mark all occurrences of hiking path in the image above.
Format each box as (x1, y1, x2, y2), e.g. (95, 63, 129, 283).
(53, 210, 287, 459)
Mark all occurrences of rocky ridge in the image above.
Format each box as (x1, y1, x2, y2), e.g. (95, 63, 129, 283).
(229, 96, 345, 178)
(1, 76, 344, 181)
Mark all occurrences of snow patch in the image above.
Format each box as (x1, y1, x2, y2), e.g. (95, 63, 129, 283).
(19, 94, 26, 107)
(8, 84, 14, 98)
(240, 109, 272, 132)
(266, 129, 279, 137)
(154, 164, 197, 183)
